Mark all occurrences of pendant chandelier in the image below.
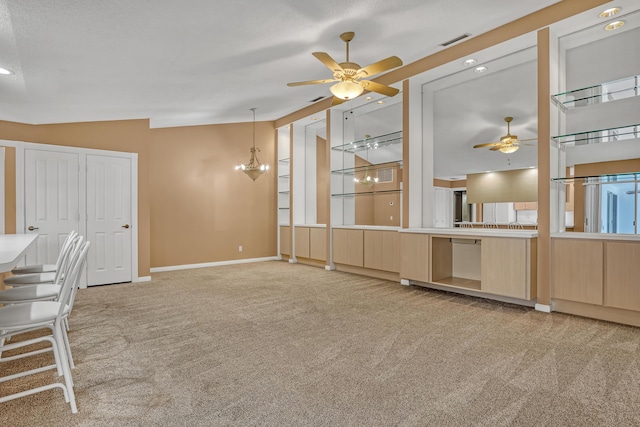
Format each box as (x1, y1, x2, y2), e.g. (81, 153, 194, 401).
(235, 108, 269, 181)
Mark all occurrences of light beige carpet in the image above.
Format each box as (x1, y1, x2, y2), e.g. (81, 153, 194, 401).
(1, 261, 639, 426)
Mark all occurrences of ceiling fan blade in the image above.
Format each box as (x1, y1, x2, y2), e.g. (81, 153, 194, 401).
(489, 146, 502, 151)
(330, 96, 346, 106)
(473, 142, 500, 148)
(356, 56, 403, 77)
(287, 78, 336, 87)
(359, 80, 399, 97)
(312, 52, 344, 73)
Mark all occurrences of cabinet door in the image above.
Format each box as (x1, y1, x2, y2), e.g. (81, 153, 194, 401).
(280, 226, 291, 256)
(333, 229, 363, 267)
(295, 227, 310, 258)
(605, 241, 640, 311)
(309, 228, 326, 261)
(364, 230, 383, 270)
(382, 231, 400, 272)
(551, 239, 603, 305)
(363, 230, 400, 272)
(481, 237, 528, 299)
(400, 233, 429, 282)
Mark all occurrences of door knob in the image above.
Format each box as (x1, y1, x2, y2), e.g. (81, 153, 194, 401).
(122, 224, 130, 229)
(28, 226, 39, 231)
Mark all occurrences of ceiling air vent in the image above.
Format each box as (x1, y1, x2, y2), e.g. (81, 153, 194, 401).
(309, 96, 325, 103)
(440, 33, 471, 47)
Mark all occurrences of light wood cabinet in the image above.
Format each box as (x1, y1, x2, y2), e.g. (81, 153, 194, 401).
(294, 226, 326, 261)
(309, 228, 326, 261)
(363, 230, 400, 272)
(481, 237, 534, 299)
(400, 233, 429, 282)
(332, 228, 364, 267)
(280, 226, 291, 256)
(605, 241, 640, 311)
(295, 227, 310, 259)
(551, 239, 603, 305)
(514, 202, 538, 211)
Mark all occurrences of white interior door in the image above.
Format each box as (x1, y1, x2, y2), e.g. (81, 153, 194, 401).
(24, 149, 80, 265)
(86, 154, 132, 286)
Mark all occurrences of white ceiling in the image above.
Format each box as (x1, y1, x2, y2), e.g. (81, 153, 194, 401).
(0, 0, 564, 128)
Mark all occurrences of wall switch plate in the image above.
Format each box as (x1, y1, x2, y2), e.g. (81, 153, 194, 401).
(239, 245, 243, 252)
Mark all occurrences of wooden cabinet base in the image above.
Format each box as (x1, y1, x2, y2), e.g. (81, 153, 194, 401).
(553, 299, 640, 328)
(334, 263, 400, 282)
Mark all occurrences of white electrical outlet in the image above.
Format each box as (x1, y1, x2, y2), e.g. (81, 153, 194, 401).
(390, 216, 393, 221)
(239, 245, 243, 252)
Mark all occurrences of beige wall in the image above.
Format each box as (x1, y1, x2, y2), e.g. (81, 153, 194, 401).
(467, 168, 538, 204)
(149, 121, 276, 267)
(0, 119, 152, 276)
(0, 118, 277, 275)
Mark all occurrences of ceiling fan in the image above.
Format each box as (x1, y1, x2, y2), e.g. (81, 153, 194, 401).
(473, 117, 536, 154)
(287, 32, 403, 106)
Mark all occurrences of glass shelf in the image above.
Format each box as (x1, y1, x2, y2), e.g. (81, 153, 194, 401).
(278, 158, 290, 163)
(551, 172, 640, 184)
(551, 75, 639, 110)
(278, 174, 290, 178)
(331, 131, 402, 153)
(552, 124, 640, 146)
(331, 189, 402, 197)
(278, 207, 290, 210)
(278, 191, 290, 195)
(331, 161, 403, 175)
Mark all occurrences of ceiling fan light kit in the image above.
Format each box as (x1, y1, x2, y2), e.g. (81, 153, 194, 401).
(473, 116, 536, 154)
(288, 31, 403, 104)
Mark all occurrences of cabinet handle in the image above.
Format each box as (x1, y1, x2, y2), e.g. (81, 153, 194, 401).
(122, 224, 130, 229)
(28, 226, 39, 231)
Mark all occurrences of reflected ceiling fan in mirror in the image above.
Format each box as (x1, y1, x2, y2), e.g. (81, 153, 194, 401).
(473, 117, 536, 153)
(287, 32, 403, 106)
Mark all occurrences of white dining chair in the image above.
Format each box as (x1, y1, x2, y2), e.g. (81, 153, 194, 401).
(508, 222, 524, 229)
(10, 231, 77, 275)
(0, 237, 85, 365)
(4, 233, 79, 286)
(482, 222, 498, 229)
(0, 240, 90, 414)
(460, 222, 473, 228)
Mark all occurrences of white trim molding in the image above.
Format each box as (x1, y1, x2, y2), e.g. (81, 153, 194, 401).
(150, 256, 278, 273)
(535, 303, 552, 313)
(400, 279, 411, 286)
(134, 276, 152, 282)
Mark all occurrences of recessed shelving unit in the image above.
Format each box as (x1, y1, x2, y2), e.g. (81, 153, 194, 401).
(552, 124, 640, 146)
(551, 74, 639, 111)
(331, 131, 403, 153)
(551, 172, 640, 184)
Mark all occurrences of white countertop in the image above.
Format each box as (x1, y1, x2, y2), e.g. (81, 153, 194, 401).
(332, 225, 402, 231)
(0, 234, 38, 272)
(551, 232, 640, 241)
(400, 228, 538, 238)
(293, 224, 327, 228)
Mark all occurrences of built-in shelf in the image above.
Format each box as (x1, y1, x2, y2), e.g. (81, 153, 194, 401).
(551, 75, 639, 111)
(331, 131, 402, 153)
(278, 158, 290, 163)
(552, 124, 640, 146)
(278, 191, 290, 194)
(551, 172, 640, 184)
(278, 174, 290, 178)
(331, 161, 403, 176)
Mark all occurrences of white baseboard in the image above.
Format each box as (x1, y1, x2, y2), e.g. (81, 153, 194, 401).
(288, 259, 297, 264)
(150, 256, 278, 273)
(400, 279, 411, 286)
(325, 265, 334, 271)
(135, 276, 151, 282)
(535, 303, 552, 313)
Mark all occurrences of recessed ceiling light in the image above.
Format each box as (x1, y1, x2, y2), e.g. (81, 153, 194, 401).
(599, 7, 621, 18)
(474, 66, 488, 73)
(365, 96, 373, 101)
(463, 58, 477, 66)
(0, 67, 14, 75)
(377, 100, 385, 105)
(604, 20, 625, 30)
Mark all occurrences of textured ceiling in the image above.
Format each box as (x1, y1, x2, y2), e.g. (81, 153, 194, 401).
(0, 0, 563, 127)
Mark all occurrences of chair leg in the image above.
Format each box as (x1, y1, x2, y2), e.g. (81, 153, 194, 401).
(61, 325, 75, 369)
(53, 322, 77, 413)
